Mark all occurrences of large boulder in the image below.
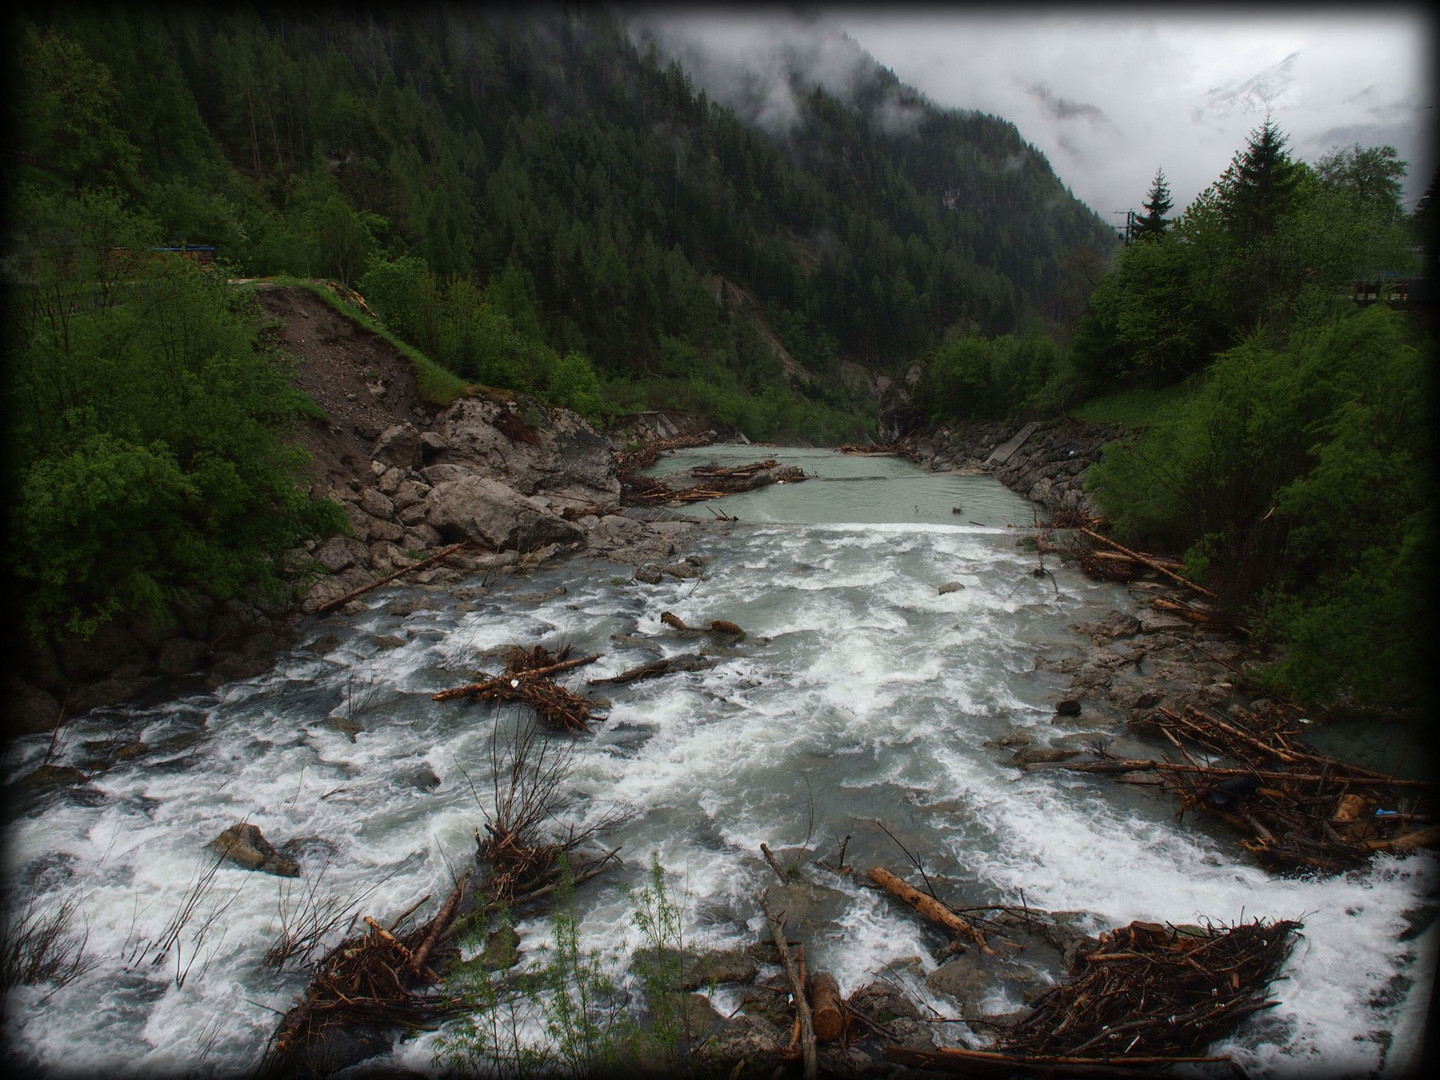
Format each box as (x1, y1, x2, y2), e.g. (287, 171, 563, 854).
(424, 475, 584, 550)
(433, 397, 620, 506)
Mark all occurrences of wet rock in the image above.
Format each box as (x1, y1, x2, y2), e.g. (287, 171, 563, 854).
(1009, 745, 1080, 766)
(938, 581, 964, 594)
(6, 677, 61, 734)
(739, 977, 796, 1028)
(67, 674, 161, 714)
(305, 633, 343, 655)
(20, 764, 88, 790)
(1055, 699, 1082, 717)
(207, 823, 300, 877)
(761, 880, 851, 941)
(480, 925, 520, 970)
(633, 564, 664, 584)
(660, 560, 704, 580)
(115, 739, 149, 761)
(925, 953, 1000, 1005)
(395, 763, 442, 791)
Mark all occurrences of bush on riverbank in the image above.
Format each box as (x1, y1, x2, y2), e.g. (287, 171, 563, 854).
(3, 188, 347, 643)
(1087, 306, 1435, 710)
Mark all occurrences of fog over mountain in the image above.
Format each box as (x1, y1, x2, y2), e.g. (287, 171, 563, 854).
(624, 10, 1434, 221)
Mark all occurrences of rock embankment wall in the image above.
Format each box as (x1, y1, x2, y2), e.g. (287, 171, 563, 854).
(900, 417, 1129, 521)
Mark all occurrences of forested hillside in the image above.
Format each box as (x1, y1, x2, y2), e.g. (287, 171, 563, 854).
(8, 4, 1114, 440)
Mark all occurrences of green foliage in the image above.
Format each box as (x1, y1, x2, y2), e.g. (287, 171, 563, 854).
(543, 353, 605, 422)
(435, 855, 702, 1078)
(916, 332, 1066, 422)
(12, 5, 1120, 442)
(1087, 307, 1433, 709)
(624, 853, 691, 1073)
(4, 191, 346, 638)
(1071, 121, 1415, 395)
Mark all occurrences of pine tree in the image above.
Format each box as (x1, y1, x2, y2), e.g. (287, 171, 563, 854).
(1217, 116, 1301, 243)
(1133, 167, 1172, 241)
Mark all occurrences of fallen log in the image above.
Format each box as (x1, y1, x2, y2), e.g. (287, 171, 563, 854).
(867, 866, 993, 954)
(808, 971, 845, 1042)
(760, 894, 817, 1080)
(587, 654, 718, 686)
(316, 540, 474, 614)
(1079, 528, 1219, 601)
(659, 611, 747, 639)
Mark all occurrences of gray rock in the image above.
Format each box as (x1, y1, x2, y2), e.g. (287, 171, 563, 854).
(424, 475, 584, 550)
(371, 423, 423, 470)
(391, 479, 429, 511)
(368, 517, 405, 543)
(925, 954, 1000, 1005)
(313, 536, 369, 572)
(938, 581, 964, 594)
(358, 486, 395, 520)
(435, 397, 619, 502)
(377, 466, 404, 494)
(420, 463, 472, 485)
(343, 502, 371, 542)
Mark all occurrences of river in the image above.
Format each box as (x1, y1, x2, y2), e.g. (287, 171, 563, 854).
(3, 445, 1435, 1077)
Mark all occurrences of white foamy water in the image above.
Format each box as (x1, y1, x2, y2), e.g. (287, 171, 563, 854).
(3, 447, 1434, 1078)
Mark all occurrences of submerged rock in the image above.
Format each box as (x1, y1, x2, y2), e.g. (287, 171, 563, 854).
(208, 823, 301, 877)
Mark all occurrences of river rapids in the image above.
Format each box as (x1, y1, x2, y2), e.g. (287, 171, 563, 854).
(3, 446, 1435, 1078)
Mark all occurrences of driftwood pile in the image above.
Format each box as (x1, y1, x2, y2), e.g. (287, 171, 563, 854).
(260, 879, 470, 1077)
(619, 458, 806, 506)
(1029, 702, 1435, 873)
(835, 439, 908, 455)
(884, 918, 1299, 1076)
(613, 432, 716, 472)
(432, 645, 603, 734)
(862, 863, 1302, 1075)
(1005, 918, 1300, 1059)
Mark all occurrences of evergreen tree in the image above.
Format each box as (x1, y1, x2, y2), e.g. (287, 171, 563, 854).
(1133, 167, 1172, 241)
(1216, 116, 1301, 243)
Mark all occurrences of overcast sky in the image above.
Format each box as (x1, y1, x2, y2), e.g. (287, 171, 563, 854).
(626, 8, 1434, 223)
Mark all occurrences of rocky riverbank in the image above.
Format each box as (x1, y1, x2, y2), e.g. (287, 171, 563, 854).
(5, 286, 730, 735)
(893, 416, 1128, 522)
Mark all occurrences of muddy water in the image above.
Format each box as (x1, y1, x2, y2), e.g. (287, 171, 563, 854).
(2, 447, 1435, 1078)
